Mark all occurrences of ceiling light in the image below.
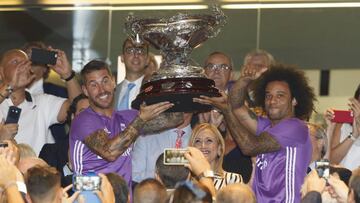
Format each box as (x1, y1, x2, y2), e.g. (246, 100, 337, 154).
(222, 2, 360, 9)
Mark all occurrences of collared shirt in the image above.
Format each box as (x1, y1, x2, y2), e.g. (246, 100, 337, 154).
(0, 92, 66, 155)
(28, 78, 44, 95)
(132, 125, 192, 183)
(117, 76, 144, 110)
(253, 117, 311, 203)
(69, 108, 138, 189)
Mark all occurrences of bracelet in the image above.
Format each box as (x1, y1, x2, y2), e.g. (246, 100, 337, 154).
(348, 132, 357, 141)
(63, 70, 75, 81)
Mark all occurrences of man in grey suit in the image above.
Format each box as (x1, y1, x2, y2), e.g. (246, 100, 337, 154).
(114, 38, 149, 110)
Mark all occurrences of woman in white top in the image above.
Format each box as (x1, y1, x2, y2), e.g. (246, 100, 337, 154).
(188, 123, 242, 190)
(330, 84, 360, 170)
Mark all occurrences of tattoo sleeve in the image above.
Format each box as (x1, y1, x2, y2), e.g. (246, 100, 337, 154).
(142, 112, 184, 134)
(229, 77, 252, 109)
(223, 109, 281, 156)
(84, 112, 184, 161)
(84, 117, 144, 162)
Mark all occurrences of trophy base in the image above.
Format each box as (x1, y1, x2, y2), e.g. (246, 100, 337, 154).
(131, 77, 221, 112)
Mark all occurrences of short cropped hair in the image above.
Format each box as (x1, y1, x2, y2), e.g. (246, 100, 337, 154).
(244, 49, 275, 66)
(155, 153, 190, 189)
(253, 64, 316, 120)
(106, 173, 129, 203)
(25, 166, 60, 203)
(80, 60, 112, 84)
(134, 178, 167, 203)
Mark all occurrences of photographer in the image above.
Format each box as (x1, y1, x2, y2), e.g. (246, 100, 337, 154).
(328, 84, 360, 170)
(0, 49, 81, 155)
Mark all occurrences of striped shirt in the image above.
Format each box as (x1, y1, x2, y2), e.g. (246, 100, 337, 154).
(214, 171, 243, 190)
(253, 117, 311, 203)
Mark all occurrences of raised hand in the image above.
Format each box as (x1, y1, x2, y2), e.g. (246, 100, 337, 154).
(138, 101, 174, 122)
(0, 121, 18, 141)
(193, 91, 229, 113)
(10, 59, 35, 90)
(240, 65, 268, 81)
(48, 48, 72, 80)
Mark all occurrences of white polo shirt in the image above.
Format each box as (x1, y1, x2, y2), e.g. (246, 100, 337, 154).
(0, 92, 66, 155)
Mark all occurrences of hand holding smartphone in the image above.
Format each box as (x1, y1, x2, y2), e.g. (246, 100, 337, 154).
(331, 110, 353, 123)
(163, 148, 189, 165)
(5, 106, 21, 124)
(31, 48, 58, 65)
(73, 174, 101, 191)
(315, 159, 330, 179)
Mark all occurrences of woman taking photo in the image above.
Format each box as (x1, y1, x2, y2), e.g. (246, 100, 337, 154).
(189, 123, 242, 190)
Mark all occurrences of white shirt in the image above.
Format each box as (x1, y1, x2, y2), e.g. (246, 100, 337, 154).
(0, 93, 66, 155)
(28, 78, 44, 95)
(339, 123, 360, 170)
(118, 76, 144, 109)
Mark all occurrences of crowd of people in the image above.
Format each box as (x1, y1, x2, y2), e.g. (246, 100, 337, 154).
(0, 37, 360, 203)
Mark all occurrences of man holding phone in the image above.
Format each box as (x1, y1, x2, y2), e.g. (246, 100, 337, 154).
(0, 48, 82, 155)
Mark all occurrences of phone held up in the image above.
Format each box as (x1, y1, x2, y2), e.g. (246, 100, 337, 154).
(31, 48, 58, 65)
(315, 159, 330, 179)
(163, 148, 189, 165)
(331, 110, 354, 124)
(5, 106, 21, 124)
(73, 173, 101, 191)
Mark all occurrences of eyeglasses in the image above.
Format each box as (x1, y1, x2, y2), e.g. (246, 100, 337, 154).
(204, 63, 232, 71)
(125, 47, 147, 55)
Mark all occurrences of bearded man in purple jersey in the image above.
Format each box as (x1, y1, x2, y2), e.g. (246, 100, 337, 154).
(69, 60, 183, 191)
(194, 64, 316, 203)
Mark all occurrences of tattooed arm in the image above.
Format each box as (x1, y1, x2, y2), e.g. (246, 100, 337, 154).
(222, 108, 281, 156)
(84, 101, 175, 162)
(84, 117, 146, 162)
(229, 65, 267, 134)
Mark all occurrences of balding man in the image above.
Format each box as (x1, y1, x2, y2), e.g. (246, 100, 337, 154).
(216, 183, 256, 203)
(0, 49, 81, 155)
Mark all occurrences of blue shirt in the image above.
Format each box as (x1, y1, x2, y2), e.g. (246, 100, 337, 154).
(131, 125, 192, 183)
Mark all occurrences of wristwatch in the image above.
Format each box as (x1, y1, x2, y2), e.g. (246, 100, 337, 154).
(197, 170, 215, 180)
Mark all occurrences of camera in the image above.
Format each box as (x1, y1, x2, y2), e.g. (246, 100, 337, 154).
(315, 159, 330, 179)
(163, 148, 189, 165)
(73, 173, 101, 191)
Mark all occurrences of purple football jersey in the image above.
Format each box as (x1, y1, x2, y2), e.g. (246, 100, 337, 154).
(70, 108, 138, 189)
(253, 117, 311, 203)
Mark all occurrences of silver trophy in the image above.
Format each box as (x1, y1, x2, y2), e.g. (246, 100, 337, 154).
(127, 7, 226, 112)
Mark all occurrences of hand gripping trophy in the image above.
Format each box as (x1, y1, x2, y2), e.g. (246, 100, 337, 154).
(126, 7, 226, 112)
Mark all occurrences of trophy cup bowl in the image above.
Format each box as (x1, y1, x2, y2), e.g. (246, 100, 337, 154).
(127, 8, 226, 112)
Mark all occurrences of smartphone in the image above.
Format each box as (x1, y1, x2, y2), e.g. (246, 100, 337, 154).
(331, 110, 353, 123)
(315, 159, 330, 179)
(73, 174, 101, 191)
(5, 106, 21, 124)
(0, 143, 8, 148)
(163, 148, 189, 165)
(31, 48, 58, 65)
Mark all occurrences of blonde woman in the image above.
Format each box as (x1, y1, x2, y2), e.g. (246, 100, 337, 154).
(189, 123, 242, 190)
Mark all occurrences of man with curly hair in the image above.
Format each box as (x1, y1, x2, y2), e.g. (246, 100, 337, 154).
(194, 64, 316, 203)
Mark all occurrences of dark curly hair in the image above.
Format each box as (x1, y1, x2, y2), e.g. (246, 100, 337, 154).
(253, 64, 316, 121)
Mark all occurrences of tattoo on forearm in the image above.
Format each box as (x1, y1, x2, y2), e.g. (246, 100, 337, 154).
(223, 111, 280, 156)
(229, 78, 252, 109)
(84, 130, 111, 155)
(143, 112, 184, 134)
